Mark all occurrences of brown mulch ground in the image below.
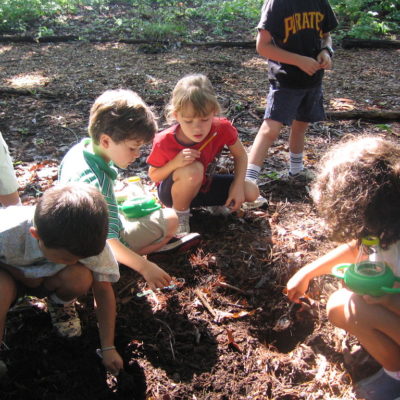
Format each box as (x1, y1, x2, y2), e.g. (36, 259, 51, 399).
(0, 34, 399, 400)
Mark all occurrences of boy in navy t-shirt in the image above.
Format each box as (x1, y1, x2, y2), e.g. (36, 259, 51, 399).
(245, 0, 338, 188)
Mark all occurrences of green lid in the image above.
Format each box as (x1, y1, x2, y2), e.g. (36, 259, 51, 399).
(361, 236, 380, 246)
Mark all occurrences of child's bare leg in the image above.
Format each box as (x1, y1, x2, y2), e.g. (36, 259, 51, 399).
(171, 161, 203, 211)
(248, 119, 282, 167)
(244, 180, 260, 203)
(44, 263, 93, 302)
(289, 120, 309, 154)
(0, 270, 17, 344)
(327, 288, 400, 371)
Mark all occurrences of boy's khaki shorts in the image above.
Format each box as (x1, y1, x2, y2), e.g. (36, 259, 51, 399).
(0, 132, 18, 195)
(120, 208, 169, 252)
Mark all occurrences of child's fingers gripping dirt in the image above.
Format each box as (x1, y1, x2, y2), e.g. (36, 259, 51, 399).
(286, 273, 310, 303)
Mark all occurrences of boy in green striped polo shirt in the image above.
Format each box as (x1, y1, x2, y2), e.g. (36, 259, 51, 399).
(59, 89, 197, 290)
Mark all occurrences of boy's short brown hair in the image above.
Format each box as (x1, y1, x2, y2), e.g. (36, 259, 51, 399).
(311, 136, 400, 247)
(88, 89, 158, 144)
(34, 184, 108, 258)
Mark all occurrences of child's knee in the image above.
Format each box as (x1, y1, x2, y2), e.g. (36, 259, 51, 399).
(326, 288, 352, 329)
(327, 288, 372, 332)
(244, 180, 260, 202)
(55, 264, 93, 295)
(175, 162, 204, 185)
(260, 119, 281, 140)
(163, 207, 179, 236)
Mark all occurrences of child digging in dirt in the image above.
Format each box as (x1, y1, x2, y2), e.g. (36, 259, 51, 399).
(0, 131, 21, 207)
(146, 74, 260, 235)
(245, 0, 338, 208)
(0, 184, 123, 377)
(286, 136, 400, 400)
(59, 89, 199, 291)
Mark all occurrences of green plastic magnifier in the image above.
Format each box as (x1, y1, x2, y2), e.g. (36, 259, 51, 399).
(119, 196, 161, 219)
(332, 261, 400, 296)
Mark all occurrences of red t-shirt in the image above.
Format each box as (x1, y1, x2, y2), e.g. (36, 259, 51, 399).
(147, 117, 238, 183)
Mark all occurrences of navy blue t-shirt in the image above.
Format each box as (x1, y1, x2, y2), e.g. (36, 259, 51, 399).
(258, 0, 338, 89)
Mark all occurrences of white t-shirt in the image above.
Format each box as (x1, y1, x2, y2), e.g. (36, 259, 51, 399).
(0, 206, 119, 282)
(378, 242, 400, 277)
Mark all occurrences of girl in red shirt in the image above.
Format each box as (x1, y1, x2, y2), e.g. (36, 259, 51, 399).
(147, 74, 259, 235)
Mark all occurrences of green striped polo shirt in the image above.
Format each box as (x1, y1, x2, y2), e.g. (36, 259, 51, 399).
(58, 138, 122, 240)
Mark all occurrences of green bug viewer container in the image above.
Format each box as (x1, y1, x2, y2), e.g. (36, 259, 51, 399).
(119, 196, 161, 219)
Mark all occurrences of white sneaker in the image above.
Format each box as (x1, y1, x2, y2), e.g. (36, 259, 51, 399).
(47, 300, 82, 338)
(241, 195, 268, 211)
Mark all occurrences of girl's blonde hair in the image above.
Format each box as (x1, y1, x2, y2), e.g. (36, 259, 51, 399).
(165, 74, 222, 123)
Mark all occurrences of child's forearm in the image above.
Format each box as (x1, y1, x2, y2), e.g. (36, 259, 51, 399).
(256, 30, 304, 65)
(148, 161, 176, 183)
(107, 238, 148, 275)
(302, 241, 359, 280)
(230, 141, 247, 182)
(92, 281, 117, 348)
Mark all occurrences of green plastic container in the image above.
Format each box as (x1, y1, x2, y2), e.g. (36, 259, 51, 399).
(332, 261, 400, 296)
(119, 196, 161, 219)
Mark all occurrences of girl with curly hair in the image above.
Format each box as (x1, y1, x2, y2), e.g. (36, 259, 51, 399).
(287, 136, 400, 400)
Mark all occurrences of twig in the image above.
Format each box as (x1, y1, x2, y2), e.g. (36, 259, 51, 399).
(154, 318, 176, 361)
(117, 279, 137, 296)
(194, 288, 217, 319)
(215, 281, 248, 295)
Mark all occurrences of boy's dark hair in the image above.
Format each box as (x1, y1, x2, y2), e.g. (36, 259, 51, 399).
(88, 89, 158, 144)
(311, 136, 400, 248)
(34, 184, 108, 258)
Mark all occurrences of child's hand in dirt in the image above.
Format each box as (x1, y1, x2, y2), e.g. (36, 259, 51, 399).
(173, 148, 200, 169)
(286, 271, 311, 303)
(297, 56, 321, 76)
(142, 260, 172, 290)
(225, 183, 245, 211)
(102, 349, 124, 375)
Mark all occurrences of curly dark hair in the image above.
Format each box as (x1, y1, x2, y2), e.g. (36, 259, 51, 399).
(311, 136, 400, 248)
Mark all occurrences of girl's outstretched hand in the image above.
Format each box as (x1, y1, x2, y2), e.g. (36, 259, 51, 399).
(286, 270, 311, 303)
(173, 148, 200, 168)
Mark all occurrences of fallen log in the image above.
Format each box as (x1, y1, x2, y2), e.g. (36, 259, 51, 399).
(184, 40, 255, 48)
(342, 38, 400, 49)
(0, 35, 79, 43)
(325, 110, 400, 121)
